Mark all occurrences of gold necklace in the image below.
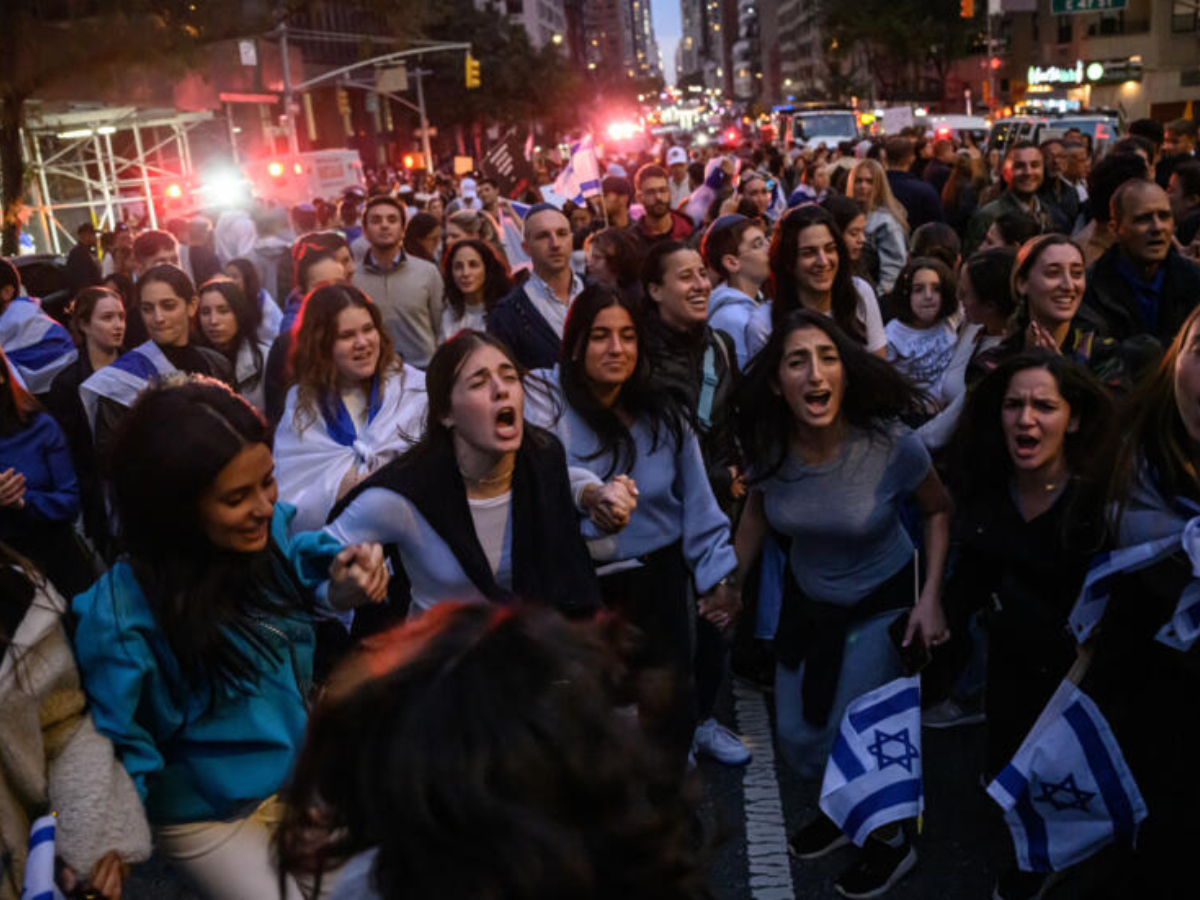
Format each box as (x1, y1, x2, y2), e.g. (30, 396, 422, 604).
(464, 464, 515, 486)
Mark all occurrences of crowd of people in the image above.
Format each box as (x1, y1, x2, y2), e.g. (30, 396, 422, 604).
(2, 111, 1200, 900)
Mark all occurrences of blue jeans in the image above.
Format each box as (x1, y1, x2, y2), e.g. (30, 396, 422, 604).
(774, 611, 904, 781)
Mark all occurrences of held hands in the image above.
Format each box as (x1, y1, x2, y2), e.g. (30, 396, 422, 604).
(698, 582, 742, 633)
(0, 468, 26, 508)
(58, 850, 128, 900)
(328, 543, 389, 610)
(586, 475, 639, 532)
(1025, 320, 1061, 354)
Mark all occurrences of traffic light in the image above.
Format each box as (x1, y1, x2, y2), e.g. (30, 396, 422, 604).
(465, 53, 481, 90)
(403, 153, 424, 170)
(960, 0, 974, 17)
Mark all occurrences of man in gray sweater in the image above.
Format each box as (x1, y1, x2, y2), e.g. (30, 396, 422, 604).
(352, 194, 446, 368)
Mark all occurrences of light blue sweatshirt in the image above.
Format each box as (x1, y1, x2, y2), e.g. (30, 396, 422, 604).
(708, 284, 761, 369)
(526, 370, 737, 593)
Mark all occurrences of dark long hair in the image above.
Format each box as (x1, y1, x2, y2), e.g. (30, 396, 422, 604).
(276, 602, 705, 900)
(225, 258, 264, 316)
(559, 284, 685, 479)
(442, 238, 513, 322)
(892, 256, 957, 326)
(962, 246, 1018, 321)
(196, 278, 265, 395)
(947, 350, 1112, 507)
(736, 310, 923, 481)
(136, 263, 195, 310)
(769, 205, 865, 343)
(0, 348, 39, 437)
(403, 211, 442, 263)
(109, 378, 304, 691)
(1108, 304, 1200, 516)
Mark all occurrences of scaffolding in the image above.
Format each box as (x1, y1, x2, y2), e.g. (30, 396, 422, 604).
(20, 105, 217, 254)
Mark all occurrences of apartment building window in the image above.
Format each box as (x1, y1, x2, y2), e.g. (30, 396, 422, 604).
(1173, 1, 1199, 32)
(1056, 16, 1071, 44)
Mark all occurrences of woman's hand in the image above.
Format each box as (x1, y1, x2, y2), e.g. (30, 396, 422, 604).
(88, 850, 129, 900)
(584, 475, 639, 532)
(698, 582, 742, 632)
(328, 543, 389, 609)
(1025, 320, 1061, 354)
(904, 590, 950, 649)
(0, 468, 26, 508)
(728, 466, 747, 501)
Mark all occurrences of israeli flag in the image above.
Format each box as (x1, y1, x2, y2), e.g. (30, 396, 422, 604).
(21, 814, 62, 900)
(987, 680, 1147, 873)
(820, 675, 923, 846)
(0, 296, 77, 394)
(552, 136, 601, 206)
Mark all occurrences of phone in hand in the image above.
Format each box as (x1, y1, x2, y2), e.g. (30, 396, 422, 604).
(888, 611, 931, 676)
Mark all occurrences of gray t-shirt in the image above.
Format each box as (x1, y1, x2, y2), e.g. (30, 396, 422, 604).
(761, 423, 930, 606)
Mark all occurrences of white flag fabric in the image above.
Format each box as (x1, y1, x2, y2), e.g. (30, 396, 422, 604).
(987, 680, 1147, 873)
(21, 814, 61, 900)
(552, 136, 601, 206)
(820, 675, 923, 846)
(0, 296, 78, 394)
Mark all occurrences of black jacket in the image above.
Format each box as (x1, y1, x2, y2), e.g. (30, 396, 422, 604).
(331, 428, 601, 618)
(1078, 245, 1200, 351)
(1038, 177, 1081, 234)
(487, 284, 561, 371)
(643, 314, 739, 506)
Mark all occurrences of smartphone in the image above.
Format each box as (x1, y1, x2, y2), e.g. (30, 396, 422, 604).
(888, 611, 931, 676)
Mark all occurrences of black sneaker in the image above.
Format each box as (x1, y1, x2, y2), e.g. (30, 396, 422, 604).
(788, 815, 850, 860)
(833, 835, 917, 899)
(992, 868, 1054, 900)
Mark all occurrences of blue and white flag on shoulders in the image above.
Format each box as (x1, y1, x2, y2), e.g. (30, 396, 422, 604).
(0, 296, 77, 394)
(820, 675, 923, 846)
(987, 679, 1147, 873)
(21, 813, 63, 900)
(552, 136, 601, 207)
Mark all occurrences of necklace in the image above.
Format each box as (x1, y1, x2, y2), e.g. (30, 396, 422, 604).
(464, 463, 515, 486)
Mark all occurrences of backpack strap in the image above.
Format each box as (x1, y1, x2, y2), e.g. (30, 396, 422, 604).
(697, 345, 719, 430)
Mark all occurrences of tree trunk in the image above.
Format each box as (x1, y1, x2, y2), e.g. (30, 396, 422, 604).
(1, 91, 27, 257)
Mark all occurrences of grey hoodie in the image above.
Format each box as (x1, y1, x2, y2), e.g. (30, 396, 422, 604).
(708, 284, 760, 368)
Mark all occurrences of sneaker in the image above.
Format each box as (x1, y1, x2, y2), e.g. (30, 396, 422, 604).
(992, 868, 1055, 900)
(788, 815, 851, 860)
(922, 697, 986, 730)
(834, 835, 917, 899)
(692, 717, 752, 766)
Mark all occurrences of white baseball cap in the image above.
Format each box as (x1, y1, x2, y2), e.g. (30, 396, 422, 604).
(460, 177, 478, 198)
(666, 146, 688, 166)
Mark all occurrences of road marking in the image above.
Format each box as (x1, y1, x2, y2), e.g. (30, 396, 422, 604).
(734, 681, 796, 900)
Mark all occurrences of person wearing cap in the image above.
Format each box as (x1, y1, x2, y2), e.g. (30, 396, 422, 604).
(447, 176, 483, 214)
(602, 176, 633, 229)
(487, 203, 583, 370)
(704, 214, 770, 369)
(667, 146, 691, 208)
(351, 194, 446, 370)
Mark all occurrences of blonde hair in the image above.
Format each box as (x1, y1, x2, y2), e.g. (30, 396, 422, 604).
(847, 159, 909, 235)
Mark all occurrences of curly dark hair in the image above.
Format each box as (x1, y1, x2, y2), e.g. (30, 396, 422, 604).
(768, 204, 865, 344)
(276, 601, 706, 900)
(736, 309, 923, 482)
(441, 238, 514, 323)
(891, 256, 957, 326)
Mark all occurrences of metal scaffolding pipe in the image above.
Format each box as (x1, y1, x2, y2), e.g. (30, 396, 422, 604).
(91, 134, 115, 229)
(132, 124, 157, 229)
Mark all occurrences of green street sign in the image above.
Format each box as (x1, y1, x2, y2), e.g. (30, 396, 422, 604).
(1051, 0, 1127, 13)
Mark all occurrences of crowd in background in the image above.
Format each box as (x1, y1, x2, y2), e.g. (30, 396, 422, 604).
(1, 112, 1200, 900)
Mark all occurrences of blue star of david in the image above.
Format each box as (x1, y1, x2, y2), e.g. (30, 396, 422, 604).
(866, 727, 920, 773)
(1034, 773, 1095, 813)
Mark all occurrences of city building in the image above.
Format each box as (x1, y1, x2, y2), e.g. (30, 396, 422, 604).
(582, 0, 661, 80)
(478, 0, 567, 49)
(731, 0, 763, 101)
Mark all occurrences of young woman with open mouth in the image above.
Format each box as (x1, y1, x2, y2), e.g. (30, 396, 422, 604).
(324, 330, 609, 621)
(943, 350, 1110, 900)
(273, 284, 427, 534)
(732, 310, 951, 899)
(746, 204, 887, 361)
(525, 284, 740, 769)
(971, 234, 1131, 391)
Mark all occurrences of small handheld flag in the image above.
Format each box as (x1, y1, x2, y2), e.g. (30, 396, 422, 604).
(551, 136, 601, 207)
(820, 675, 923, 846)
(987, 680, 1147, 873)
(21, 814, 59, 900)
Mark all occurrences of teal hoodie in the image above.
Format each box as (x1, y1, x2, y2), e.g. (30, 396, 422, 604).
(707, 284, 761, 369)
(71, 503, 341, 825)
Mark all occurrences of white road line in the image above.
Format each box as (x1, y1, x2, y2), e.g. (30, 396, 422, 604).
(733, 681, 796, 900)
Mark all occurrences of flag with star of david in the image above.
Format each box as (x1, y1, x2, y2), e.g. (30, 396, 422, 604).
(819, 675, 923, 846)
(987, 679, 1147, 873)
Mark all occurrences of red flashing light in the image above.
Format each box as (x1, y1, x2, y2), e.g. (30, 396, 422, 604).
(403, 154, 416, 169)
(725, 128, 740, 144)
(990, 57, 1003, 70)
(936, 126, 952, 139)
(267, 161, 284, 177)
(165, 183, 183, 199)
